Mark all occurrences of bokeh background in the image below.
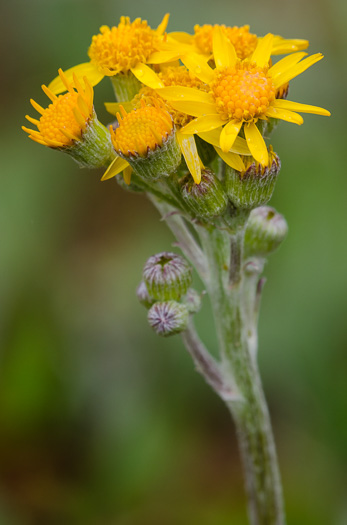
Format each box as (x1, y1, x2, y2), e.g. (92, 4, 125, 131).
(1, 0, 346, 523)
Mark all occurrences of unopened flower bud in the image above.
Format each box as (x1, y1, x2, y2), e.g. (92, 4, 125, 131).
(244, 206, 288, 259)
(182, 288, 202, 314)
(181, 168, 228, 219)
(136, 281, 155, 309)
(110, 101, 181, 181)
(148, 301, 189, 337)
(143, 252, 192, 301)
(225, 147, 281, 210)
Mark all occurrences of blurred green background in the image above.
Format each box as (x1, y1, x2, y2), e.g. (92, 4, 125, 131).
(1, 0, 346, 523)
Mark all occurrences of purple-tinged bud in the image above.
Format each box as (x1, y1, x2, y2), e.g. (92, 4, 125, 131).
(148, 301, 189, 337)
(182, 288, 202, 314)
(181, 168, 228, 219)
(225, 147, 281, 210)
(143, 252, 192, 301)
(244, 206, 288, 259)
(136, 281, 155, 309)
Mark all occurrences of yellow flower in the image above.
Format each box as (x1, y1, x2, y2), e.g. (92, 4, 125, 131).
(169, 24, 309, 60)
(102, 100, 205, 184)
(48, 15, 181, 95)
(22, 69, 93, 148)
(105, 65, 250, 175)
(143, 29, 330, 166)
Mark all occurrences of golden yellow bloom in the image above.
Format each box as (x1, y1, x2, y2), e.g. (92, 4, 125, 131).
(140, 29, 330, 166)
(103, 100, 208, 184)
(48, 14, 182, 95)
(112, 101, 173, 157)
(194, 24, 258, 60)
(22, 69, 93, 148)
(105, 65, 250, 176)
(170, 23, 308, 60)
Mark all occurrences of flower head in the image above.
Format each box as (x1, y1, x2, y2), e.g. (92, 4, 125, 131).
(23, 69, 93, 148)
(89, 17, 165, 76)
(48, 14, 181, 96)
(102, 101, 182, 183)
(111, 100, 173, 157)
(170, 23, 308, 61)
(147, 29, 330, 166)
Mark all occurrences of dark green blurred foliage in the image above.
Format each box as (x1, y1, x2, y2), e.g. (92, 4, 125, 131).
(1, 0, 346, 523)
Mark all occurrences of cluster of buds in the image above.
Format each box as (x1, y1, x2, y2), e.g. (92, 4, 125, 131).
(137, 252, 201, 337)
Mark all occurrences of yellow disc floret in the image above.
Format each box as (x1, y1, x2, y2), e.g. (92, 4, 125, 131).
(88, 17, 161, 75)
(23, 69, 93, 148)
(194, 24, 258, 60)
(111, 101, 173, 157)
(37, 92, 81, 146)
(211, 63, 276, 121)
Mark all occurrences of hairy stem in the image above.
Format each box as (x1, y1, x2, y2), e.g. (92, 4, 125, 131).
(181, 318, 238, 401)
(196, 225, 286, 525)
(149, 195, 208, 279)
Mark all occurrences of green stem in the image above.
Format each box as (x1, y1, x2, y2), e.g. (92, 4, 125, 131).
(149, 196, 208, 279)
(197, 225, 286, 525)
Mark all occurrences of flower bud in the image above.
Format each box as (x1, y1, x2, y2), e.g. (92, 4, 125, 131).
(136, 281, 155, 309)
(143, 252, 192, 301)
(244, 206, 288, 259)
(110, 101, 181, 181)
(180, 168, 228, 219)
(225, 147, 281, 210)
(148, 301, 189, 337)
(181, 288, 202, 314)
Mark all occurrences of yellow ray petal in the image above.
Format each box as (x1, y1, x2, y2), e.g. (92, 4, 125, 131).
(25, 115, 40, 126)
(168, 31, 194, 45)
(272, 99, 330, 116)
(266, 106, 304, 124)
(215, 147, 246, 172)
(123, 165, 133, 185)
(22, 125, 39, 135)
(180, 114, 226, 135)
(148, 50, 182, 64)
(156, 86, 214, 104)
(244, 122, 268, 165)
(41, 84, 57, 102)
(168, 100, 217, 117)
(101, 156, 130, 181)
(130, 63, 165, 89)
(219, 120, 243, 153)
(28, 135, 47, 146)
(251, 33, 274, 68)
(180, 53, 214, 84)
(156, 13, 170, 35)
(105, 101, 134, 116)
(212, 26, 237, 69)
(177, 131, 201, 184)
(271, 37, 309, 55)
(269, 52, 307, 78)
(59, 128, 80, 142)
(48, 62, 104, 95)
(198, 129, 251, 155)
(30, 99, 45, 115)
(272, 53, 324, 89)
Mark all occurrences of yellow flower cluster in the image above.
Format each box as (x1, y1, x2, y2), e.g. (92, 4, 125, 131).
(23, 14, 330, 184)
